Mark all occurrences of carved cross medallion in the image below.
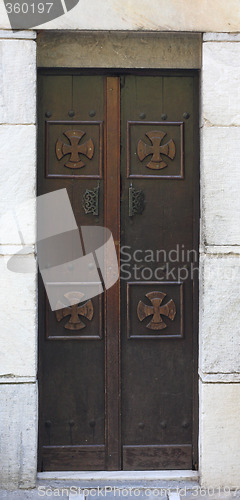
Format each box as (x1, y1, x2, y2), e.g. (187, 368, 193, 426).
(137, 291, 176, 330)
(55, 291, 94, 331)
(56, 130, 94, 169)
(137, 130, 176, 169)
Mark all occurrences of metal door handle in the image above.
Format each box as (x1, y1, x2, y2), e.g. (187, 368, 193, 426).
(82, 182, 100, 216)
(129, 183, 145, 216)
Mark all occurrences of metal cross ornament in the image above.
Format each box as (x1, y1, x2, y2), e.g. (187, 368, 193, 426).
(137, 130, 176, 169)
(55, 291, 94, 330)
(137, 291, 176, 330)
(56, 130, 94, 169)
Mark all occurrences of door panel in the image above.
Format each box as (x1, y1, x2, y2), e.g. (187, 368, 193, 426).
(38, 75, 108, 471)
(38, 71, 198, 471)
(121, 75, 197, 469)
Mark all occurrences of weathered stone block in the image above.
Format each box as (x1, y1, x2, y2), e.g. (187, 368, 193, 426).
(0, 255, 37, 378)
(8, 0, 240, 32)
(0, 30, 36, 39)
(1, 1, 240, 31)
(37, 32, 201, 69)
(199, 254, 240, 375)
(201, 127, 240, 245)
(203, 33, 240, 41)
(199, 382, 240, 488)
(0, 125, 36, 246)
(0, 383, 38, 489)
(202, 42, 240, 126)
(0, 40, 36, 124)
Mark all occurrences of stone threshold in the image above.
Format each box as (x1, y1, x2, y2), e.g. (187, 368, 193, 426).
(38, 470, 198, 481)
(38, 470, 199, 485)
(36, 472, 200, 500)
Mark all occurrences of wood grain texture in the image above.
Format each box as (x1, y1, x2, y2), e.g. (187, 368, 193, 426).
(38, 74, 106, 471)
(38, 70, 199, 472)
(104, 77, 121, 470)
(42, 445, 105, 471)
(123, 445, 192, 470)
(121, 74, 198, 469)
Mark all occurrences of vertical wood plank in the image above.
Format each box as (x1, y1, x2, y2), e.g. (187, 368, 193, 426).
(104, 77, 121, 470)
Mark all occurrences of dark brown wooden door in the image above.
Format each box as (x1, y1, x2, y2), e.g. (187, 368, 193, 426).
(38, 71, 199, 472)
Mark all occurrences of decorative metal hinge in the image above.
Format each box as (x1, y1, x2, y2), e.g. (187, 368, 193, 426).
(82, 182, 100, 216)
(129, 183, 145, 216)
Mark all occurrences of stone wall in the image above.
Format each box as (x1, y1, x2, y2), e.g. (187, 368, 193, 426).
(0, 30, 38, 489)
(0, 27, 239, 490)
(199, 33, 240, 487)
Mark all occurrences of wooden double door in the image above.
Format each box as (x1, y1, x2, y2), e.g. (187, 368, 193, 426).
(38, 71, 199, 471)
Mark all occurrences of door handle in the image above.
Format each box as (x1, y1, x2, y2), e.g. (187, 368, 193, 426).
(129, 183, 145, 217)
(82, 182, 100, 216)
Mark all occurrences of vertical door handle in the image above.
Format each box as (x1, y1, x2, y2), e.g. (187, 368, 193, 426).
(82, 182, 100, 216)
(129, 183, 145, 216)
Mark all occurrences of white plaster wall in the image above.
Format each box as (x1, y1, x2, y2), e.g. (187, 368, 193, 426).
(201, 42, 240, 127)
(0, 125, 36, 245)
(200, 254, 240, 375)
(200, 35, 240, 487)
(201, 127, 240, 246)
(199, 383, 240, 488)
(0, 32, 37, 489)
(0, 256, 37, 378)
(0, 383, 38, 489)
(0, 0, 240, 31)
(0, 40, 36, 124)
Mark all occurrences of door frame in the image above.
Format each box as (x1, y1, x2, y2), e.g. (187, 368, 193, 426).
(37, 65, 200, 471)
(104, 76, 121, 469)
